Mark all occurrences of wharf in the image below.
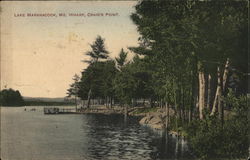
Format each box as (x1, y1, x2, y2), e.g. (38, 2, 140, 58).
(44, 107, 76, 114)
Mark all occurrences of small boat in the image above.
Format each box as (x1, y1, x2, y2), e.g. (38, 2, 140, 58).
(30, 108, 36, 111)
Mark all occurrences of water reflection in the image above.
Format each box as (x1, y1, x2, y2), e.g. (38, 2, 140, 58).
(83, 114, 192, 160)
(1, 107, 193, 160)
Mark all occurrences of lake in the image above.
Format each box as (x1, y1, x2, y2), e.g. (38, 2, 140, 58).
(1, 106, 193, 160)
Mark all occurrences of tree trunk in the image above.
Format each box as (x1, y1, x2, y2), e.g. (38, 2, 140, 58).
(160, 99, 162, 109)
(124, 104, 128, 116)
(222, 58, 230, 92)
(220, 58, 230, 124)
(178, 86, 182, 122)
(182, 86, 185, 122)
(87, 89, 92, 108)
(211, 59, 229, 117)
(188, 108, 192, 123)
(206, 74, 211, 109)
(173, 83, 178, 130)
(165, 102, 170, 130)
(211, 66, 222, 116)
(198, 65, 205, 120)
(106, 97, 109, 108)
(190, 69, 197, 121)
(150, 98, 154, 108)
(75, 96, 77, 112)
(110, 97, 113, 108)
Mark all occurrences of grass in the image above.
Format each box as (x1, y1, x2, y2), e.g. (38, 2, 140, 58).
(132, 107, 158, 114)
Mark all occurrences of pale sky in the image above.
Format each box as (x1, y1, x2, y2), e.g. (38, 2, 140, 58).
(1, 1, 140, 98)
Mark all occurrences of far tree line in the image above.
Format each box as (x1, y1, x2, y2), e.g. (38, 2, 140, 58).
(0, 88, 25, 106)
(0, 89, 73, 106)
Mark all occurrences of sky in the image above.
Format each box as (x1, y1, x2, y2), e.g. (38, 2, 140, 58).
(1, 1, 140, 98)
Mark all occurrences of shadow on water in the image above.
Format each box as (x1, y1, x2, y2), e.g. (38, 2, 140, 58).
(82, 114, 193, 160)
(1, 107, 194, 160)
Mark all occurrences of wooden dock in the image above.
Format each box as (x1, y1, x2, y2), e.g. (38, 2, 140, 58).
(44, 107, 76, 114)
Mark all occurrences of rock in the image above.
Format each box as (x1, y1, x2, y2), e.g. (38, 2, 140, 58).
(139, 112, 167, 130)
(151, 123, 165, 130)
(157, 108, 164, 113)
(148, 115, 162, 125)
(160, 114, 167, 120)
(169, 131, 179, 137)
(139, 116, 148, 124)
(139, 115, 153, 124)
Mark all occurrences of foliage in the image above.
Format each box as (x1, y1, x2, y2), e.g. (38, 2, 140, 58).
(67, 0, 248, 158)
(129, 1, 248, 158)
(84, 35, 109, 64)
(66, 74, 80, 99)
(113, 63, 136, 105)
(0, 88, 25, 106)
(78, 60, 117, 100)
(77, 35, 114, 106)
(132, 107, 158, 115)
(187, 93, 249, 159)
(113, 56, 156, 106)
(115, 48, 128, 70)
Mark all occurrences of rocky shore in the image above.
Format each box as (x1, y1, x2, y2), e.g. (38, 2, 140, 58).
(135, 108, 183, 137)
(139, 111, 167, 129)
(78, 106, 182, 136)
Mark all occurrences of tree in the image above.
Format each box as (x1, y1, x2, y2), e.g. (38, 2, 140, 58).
(115, 48, 128, 70)
(66, 74, 80, 110)
(84, 35, 109, 64)
(130, 0, 248, 158)
(78, 60, 117, 108)
(0, 88, 25, 106)
(82, 35, 110, 108)
(130, 0, 248, 120)
(101, 60, 117, 108)
(113, 63, 136, 106)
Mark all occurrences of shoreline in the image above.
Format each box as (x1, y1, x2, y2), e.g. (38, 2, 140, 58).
(18, 105, 186, 138)
(77, 106, 183, 138)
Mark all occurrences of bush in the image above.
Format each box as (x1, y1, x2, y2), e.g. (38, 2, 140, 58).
(187, 93, 249, 159)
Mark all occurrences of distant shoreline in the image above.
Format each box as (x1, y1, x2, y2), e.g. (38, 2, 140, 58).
(24, 101, 74, 106)
(1, 101, 75, 107)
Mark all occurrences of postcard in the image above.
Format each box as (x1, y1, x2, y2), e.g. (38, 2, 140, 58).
(1, 1, 248, 160)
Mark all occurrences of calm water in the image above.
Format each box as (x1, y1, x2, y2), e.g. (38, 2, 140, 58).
(1, 106, 193, 160)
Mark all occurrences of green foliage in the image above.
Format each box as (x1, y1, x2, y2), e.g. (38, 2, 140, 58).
(187, 93, 249, 159)
(115, 48, 128, 70)
(66, 74, 80, 99)
(130, 1, 248, 158)
(187, 116, 223, 159)
(69, 0, 248, 157)
(131, 107, 158, 115)
(101, 60, 117, 98)
(130, 0, 248, 109)
(113, 64, 136, 105)
(0, 88, 25, 106)
(113, 56, 156, 106)
(78, 60, 117, 100)
(84, 35, 109, 63)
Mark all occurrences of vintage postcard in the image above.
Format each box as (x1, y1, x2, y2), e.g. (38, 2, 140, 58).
(0, 1, 249, 160)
